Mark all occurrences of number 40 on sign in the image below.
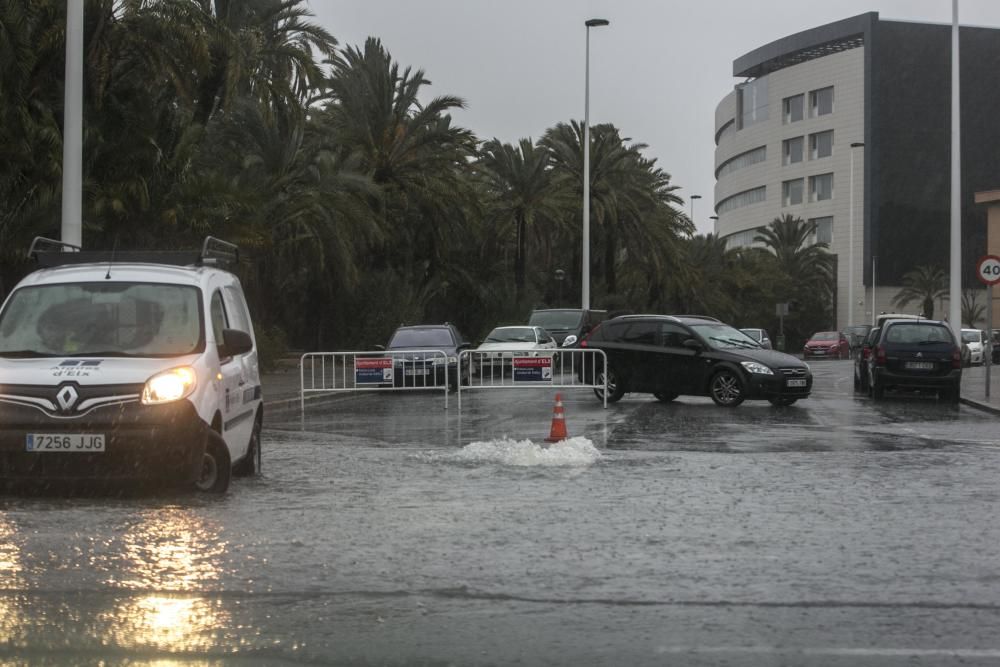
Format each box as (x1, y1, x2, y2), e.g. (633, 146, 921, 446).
(977, 255, 1000, 286)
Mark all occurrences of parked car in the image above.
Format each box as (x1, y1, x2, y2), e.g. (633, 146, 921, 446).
(993, 330, 1000, 364)
(0, 236, 261, 493)
(842, 324, 873, 353)
(380, 324, 471, 391)
(475, 326, 558, 373)
(803, 331, 851, 360)
(739, 327, 772, 349)
(853, 326, 881, 393)
(579, 314, 811, 407)
(864, 318, 961, 403)
(528, 308, 607, 348)
(960, 328, 985, 366)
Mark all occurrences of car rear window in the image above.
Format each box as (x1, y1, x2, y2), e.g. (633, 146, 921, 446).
(389, 328, 455, 348)
(884, 323, 953, 344)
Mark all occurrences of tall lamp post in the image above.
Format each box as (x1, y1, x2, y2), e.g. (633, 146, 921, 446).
(848, 142, 865, 328)
(689, 195, 702, 229)
(582, 17, 609, 310)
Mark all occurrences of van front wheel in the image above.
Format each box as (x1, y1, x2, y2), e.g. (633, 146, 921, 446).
(195, 430, 232, 494)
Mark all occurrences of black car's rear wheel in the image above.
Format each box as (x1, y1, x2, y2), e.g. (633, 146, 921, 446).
(709, 369, 745, 407)
(870, 376, 885, 400)
(594, 367, 625, 403)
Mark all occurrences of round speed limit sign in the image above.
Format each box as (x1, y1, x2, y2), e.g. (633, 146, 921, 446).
(977, 255, 1000, 286)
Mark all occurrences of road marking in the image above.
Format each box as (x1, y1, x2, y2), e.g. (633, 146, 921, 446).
(654, 646, 1000, 658)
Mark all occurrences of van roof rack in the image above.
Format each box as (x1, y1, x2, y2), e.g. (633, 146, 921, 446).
(28, 236, 240, 269)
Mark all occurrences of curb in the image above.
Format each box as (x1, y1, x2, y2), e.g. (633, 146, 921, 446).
(960, 396, 1000, 416)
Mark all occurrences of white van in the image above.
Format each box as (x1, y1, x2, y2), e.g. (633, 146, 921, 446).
(0, 237, 262, 493)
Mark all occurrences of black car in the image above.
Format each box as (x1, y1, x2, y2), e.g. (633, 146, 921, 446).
(863, 319, 961, 403)
(528, 308, 608, 348)
(379, 324, 471, 390)
(853, 326, 881, 393)
(579, 314, 812, 407)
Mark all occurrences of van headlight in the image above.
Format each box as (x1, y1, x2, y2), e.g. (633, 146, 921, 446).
(142, 367, 197, 405)
(562, 335, 578, 347)
(740, 361, 774, 375)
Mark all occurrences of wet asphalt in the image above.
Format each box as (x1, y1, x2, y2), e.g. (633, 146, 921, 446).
(2, 360, 1000, 666)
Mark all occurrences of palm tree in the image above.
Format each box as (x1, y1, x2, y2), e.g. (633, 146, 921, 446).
(892, 265, 948, 319)
(541, 121, 691, 301)
(753, 214, 834, 292)
(961, 289, 985, 328)
(478, 137, 571, 303)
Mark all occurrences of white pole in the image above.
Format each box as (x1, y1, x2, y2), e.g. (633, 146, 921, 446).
(61, 0, 84, 248)
(848, 149, 856, 328)
(872, 255, 877, 326)
(582, 25, 591, 310)
(949, 0, 961, 337)
(582, 18, 609, 310)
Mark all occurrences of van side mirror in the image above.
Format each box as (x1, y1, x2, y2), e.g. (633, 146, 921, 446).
(220, 328, 253, 357)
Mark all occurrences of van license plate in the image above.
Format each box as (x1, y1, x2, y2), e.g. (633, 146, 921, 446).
(787, 379, 807, 387)
(26, 434, 105, 452)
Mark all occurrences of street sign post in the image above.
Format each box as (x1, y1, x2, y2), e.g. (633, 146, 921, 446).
(976, 255, 1000, 398)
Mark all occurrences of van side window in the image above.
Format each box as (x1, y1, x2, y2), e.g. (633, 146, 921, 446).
(223, 286, 252, 334)
(210, 291, 229, 345)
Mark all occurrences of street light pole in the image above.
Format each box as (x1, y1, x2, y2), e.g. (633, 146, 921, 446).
(61, 0, 84, 248)
(849, 142, 865, 329)
(582, 17, 609, 310)
(690, 195, 702, 230)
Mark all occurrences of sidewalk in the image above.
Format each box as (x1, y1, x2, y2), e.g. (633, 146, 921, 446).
(960, 364, 1000, 416)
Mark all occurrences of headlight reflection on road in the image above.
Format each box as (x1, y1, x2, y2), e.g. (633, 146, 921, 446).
(0, 515, 22, 645)
(103, 509, 231, 652)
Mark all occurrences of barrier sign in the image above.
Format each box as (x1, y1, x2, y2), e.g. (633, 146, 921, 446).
(355, 357, 393, 384)
(512, 356, 552, 382)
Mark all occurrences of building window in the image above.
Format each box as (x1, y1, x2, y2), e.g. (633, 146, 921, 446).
(810, 173, 834, 201)
(809, 216, 833, 246)
(783, 137, 804, 165)
(724, 227, 765, 250)
(736, 77, 769, 130)
(810, 130, 833, 159)
(810, 86, 834, 116)
(783, 94, 804, 123)
(783, 179, 804, 206)
(717, 146, 767, 177)
(717, 186, 767, 214)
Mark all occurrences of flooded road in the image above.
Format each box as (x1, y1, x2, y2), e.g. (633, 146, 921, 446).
(3, 361, 1000, 665)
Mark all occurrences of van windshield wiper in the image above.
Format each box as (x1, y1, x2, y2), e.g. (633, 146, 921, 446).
(0, 350, 52, 358)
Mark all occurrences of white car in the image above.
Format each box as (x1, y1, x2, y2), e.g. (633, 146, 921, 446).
(474, 326, 558, 372)
(961, 328, 985, 366)
(0, 237, 262, 493)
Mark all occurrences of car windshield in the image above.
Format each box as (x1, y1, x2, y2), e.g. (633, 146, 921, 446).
(528, 310, 583, 329)
(811, 332, 839, 341)
(885, 323, 953, 344)
(962, 330, 981, 343)
(484, 327, 536, 343)
(0, 282, 203, 358)
(388, 328, 455, 348)
(692, 323, 761, 350)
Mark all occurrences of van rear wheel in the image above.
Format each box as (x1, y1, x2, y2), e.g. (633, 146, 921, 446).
(195, 430, 231, 494)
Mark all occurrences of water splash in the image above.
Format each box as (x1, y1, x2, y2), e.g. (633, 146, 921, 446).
(449, 436, 601, 467)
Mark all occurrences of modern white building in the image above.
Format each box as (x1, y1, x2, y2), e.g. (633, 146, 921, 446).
(713, 12, 1000, 329)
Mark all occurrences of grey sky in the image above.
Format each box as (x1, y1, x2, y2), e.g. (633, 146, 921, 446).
(307, 1, 1000, 235)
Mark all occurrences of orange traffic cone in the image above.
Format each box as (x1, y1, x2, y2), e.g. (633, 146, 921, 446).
(544, 393, 569, 442)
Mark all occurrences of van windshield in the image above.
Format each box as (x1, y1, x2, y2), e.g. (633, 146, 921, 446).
(528, 310, 584, 329)
(0, 283, 204, 358)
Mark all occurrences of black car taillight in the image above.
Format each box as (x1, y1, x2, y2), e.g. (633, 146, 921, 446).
(580, 323, 602, 348)
(952, 347, 962, 369)
(875, 345, 887, 366)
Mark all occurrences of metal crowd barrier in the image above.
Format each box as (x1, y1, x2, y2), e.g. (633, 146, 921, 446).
(456, 348, 609, 409)
(300, 350, 451, 411)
